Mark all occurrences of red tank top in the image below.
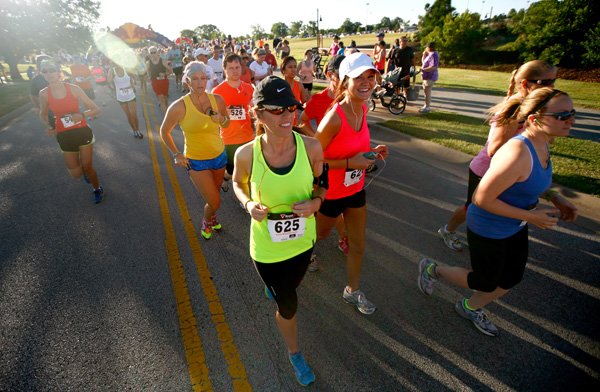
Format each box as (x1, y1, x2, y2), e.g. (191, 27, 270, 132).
(323, 103, 371, 199)
(48, 83, 88, 133)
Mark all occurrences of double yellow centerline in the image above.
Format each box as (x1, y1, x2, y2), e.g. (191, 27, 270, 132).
(140, 88, 251, 391)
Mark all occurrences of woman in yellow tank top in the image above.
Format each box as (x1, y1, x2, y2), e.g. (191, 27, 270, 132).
(160, 62, 230, 239)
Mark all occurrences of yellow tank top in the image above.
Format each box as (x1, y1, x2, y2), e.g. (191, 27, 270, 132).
(249, 132, 316, 263)
(180, 94, 224, 160)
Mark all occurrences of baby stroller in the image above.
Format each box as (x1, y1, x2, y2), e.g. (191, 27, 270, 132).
(312, 48, 328, 80)
(367, 67, 406, 115)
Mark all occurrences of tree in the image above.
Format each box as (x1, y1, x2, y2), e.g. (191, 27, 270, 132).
(425, 11, 488, 64)
(271, 22, 289, 38)
(250, 24, 266, 40)
(305, 21, 318, 37)
(194, 24, 222, 40)
(340, 19, 360, 35)
(378, 17, 392, 31)
(507, 0, 600, 67)
(289, 21, 303, 37)
(418, 0, 455, 38)
(180, 29, 196, 39)
(582, 23, 600, 67)
(391, 17, 406, 31)
(0, 0, 100, 81)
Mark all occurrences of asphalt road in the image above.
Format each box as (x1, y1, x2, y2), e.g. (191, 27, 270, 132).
(429, 87, 600, 143)
(1, 82, 599, 391)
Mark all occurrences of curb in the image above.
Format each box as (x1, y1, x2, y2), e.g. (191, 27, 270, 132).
(368, 120, 600, 235)
(0, 102, 33, 128)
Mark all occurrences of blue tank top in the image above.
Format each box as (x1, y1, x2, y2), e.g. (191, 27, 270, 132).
(467, 135, 552, 239)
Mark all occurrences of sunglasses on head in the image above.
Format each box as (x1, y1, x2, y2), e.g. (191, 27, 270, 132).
(527, 78, 556, 86)
(150, 51, 158, 54)
(540, 109, 576, 121)
(259, 105, 299, 115)
(41, 68, 58, 74)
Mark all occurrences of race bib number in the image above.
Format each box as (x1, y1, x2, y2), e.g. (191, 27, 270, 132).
(120, 87, 132, 96)
(60, 114, 80, 128)
(228, 105, 246, 121)
(344, 169, 364, 187)
(267, 213, 306, 242)
(157, 73, 166, 80)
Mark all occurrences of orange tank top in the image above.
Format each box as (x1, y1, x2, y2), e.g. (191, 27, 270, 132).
(47, 83, 88, 133)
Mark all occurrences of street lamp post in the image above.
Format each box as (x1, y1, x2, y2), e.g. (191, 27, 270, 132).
(366, 3, 369, 33)
(317, 8, 321, 51)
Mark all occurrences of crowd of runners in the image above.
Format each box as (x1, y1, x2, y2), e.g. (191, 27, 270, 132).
(29, 32, 578, 387)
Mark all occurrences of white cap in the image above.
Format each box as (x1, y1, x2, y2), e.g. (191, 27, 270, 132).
(339, 52, 377, 80)
(193, 48, 210, 58)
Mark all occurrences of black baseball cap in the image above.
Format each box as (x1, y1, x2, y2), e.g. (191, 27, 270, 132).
(327, 55, 345, 73)
(253, 76, 302, 107)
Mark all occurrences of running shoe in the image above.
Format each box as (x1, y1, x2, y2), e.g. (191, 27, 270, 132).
(93, 187, 104, 204)
(201, 219, 212, 240)
(438, 225, 463, 251)
(307, 254, 318, 272)
(288, 352, 315, 387)
(417, 257, 437, 296)
(264, 286, 274, 300)
(210, 215, 222, 231)
(418, 106, 431, 113)
(337, 236, 349, 254)
(343, 287, 377, 315)
(455, 298, 499, 337)
(221, 179, 229, 192)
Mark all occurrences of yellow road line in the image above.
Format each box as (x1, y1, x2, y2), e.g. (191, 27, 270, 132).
(140, 90, 213, 391)
(145, 91, 252, 391)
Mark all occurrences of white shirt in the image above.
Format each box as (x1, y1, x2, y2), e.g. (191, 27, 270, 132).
(249, 61, 270, 81)
(207, 57, 224, 84)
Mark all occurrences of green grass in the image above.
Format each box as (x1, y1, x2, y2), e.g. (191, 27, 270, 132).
(0, 82, 31, 116)
(381, 111, 600, 196)
(436, 68, 600, 110)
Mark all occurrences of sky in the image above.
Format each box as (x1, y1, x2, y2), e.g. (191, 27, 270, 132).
(97, 0, 534, 40)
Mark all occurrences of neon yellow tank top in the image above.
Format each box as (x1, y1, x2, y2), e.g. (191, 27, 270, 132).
(250, 132, 316, 263)
(180, 94, 224, 160)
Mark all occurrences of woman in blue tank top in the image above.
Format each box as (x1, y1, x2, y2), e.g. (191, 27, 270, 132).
(418, 88, 578, 337)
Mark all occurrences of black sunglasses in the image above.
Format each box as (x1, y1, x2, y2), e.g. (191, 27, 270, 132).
(541, 109, 576, 121)
(259, 105, 299, 115)
(527, 78, 556, 86)
(42, 68, 58, 74)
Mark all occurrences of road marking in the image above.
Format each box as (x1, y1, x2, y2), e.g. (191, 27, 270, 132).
(140, 90, 213, 391)
(144, 89, 251, 391)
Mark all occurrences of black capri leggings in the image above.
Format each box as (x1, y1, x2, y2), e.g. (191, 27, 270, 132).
(254, 247, 313, 319)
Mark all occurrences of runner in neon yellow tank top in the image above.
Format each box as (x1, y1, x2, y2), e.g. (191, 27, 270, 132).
(233, 76, 326, 387)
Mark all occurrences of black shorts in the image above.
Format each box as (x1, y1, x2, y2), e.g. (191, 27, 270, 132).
(56, 126, 94, 153)
(254, 247, 313, 319)
(466, 226, 528, 292)
(224, 143, 244, 175)
(319, 189, 366, 218)
(302, 82, 313, 91)
(173, 66, 183, 76)
(464, 168, 483, 208)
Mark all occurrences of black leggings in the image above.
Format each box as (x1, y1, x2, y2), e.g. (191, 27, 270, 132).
(254, 247, 313, 319)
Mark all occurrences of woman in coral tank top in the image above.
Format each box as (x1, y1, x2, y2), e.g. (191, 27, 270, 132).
(38, 61, 104, 204)
(315, 53, 389, 315)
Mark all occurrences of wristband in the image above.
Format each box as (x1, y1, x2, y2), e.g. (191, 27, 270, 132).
(244, 199, 252, 213)
(172, 151, 182, 158)
(312, 196, 324, 205)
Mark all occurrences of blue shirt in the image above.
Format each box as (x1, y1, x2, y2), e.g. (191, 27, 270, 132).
(467, 135, 552, 239)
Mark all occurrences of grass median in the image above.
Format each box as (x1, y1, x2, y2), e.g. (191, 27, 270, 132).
(0, 82, 31, 117)
(380, 111, 600, 196)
